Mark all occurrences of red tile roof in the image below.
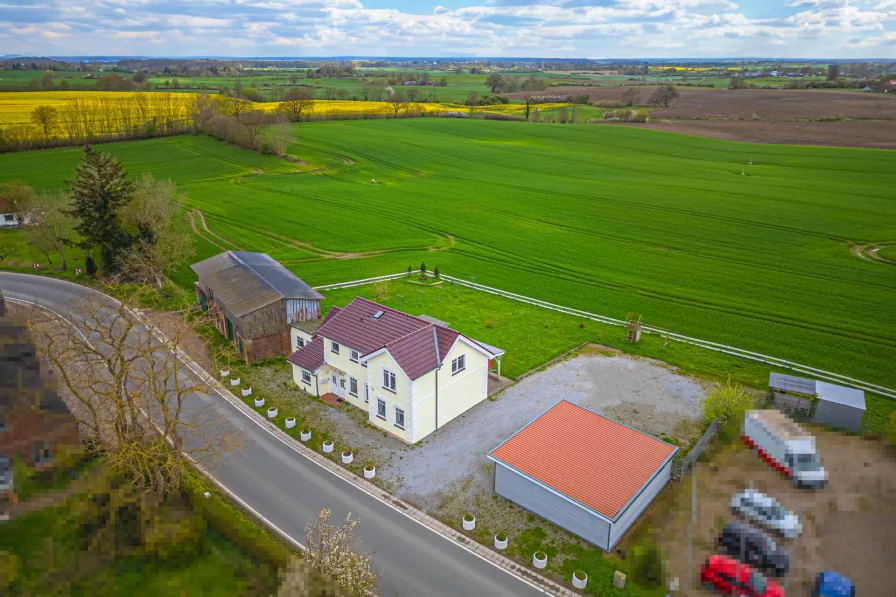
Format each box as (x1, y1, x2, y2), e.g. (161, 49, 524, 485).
(489, 401, 677, 520)
(315, 297, 498, 380)
(286, 336, 325, 372)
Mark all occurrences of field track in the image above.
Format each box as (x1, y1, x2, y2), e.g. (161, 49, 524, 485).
(1, 121, 895, 391)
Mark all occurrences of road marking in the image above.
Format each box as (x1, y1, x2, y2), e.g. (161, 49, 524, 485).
(8, 291, 561, 596)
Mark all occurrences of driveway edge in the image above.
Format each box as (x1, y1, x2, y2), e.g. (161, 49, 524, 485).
(143, 315, 579, 597)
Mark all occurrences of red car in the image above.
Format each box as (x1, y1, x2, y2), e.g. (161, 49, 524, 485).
(701, 554, 784, 597)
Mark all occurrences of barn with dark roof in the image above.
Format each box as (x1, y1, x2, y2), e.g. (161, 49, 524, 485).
(191, 251, 323, 364)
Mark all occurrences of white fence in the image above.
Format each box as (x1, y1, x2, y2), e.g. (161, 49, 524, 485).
(314, 273, 896, 400)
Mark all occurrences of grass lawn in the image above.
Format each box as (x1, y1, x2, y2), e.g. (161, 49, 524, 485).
(320, 279, 896, 433)
(2, 120, 895, 404)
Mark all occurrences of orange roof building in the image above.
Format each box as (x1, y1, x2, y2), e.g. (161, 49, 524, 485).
(488, 400, 678, 550)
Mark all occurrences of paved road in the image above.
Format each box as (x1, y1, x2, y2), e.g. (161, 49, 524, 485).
(0, 272, 549, 597)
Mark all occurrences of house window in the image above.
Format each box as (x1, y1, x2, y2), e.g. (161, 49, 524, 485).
(301, 369, 312, 385)
(452, 354, 466, 375)
(365, 384, 370, 403)
(382, 369, 397, 393)
(33, 441, 52, 465)
(331, 341, 340, 354)
(0, 417, 5, 432)
(350, 350, 359, 363)
(394, 407, 405, 430)
(296, 336, 305, 349)
(349, 376, 358, 396)
(377, 399, 386, 420)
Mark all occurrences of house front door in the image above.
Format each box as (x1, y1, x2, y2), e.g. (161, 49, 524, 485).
(331, 372, 346, 398)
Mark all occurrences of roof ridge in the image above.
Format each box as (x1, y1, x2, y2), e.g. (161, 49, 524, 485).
(352, 296, 433, 327)
(230, 252, 287, 298)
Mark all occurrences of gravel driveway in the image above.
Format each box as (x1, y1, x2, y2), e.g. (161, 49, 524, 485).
(382, 345, 710, 510)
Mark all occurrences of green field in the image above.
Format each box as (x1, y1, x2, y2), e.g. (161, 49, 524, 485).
(1, 121, 895, 393)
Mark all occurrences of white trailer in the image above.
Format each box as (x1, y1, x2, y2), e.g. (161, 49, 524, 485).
(742, 410, 827, 489)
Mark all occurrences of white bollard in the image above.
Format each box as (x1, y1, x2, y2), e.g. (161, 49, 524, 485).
(322, 440, 334, 453)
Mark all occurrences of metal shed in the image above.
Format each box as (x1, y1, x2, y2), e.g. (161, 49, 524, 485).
(487, 400, 678, 551)
(768, 373, 866, 432)
(814, 381, 865, 432)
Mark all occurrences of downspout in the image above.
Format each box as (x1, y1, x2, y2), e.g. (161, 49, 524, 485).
(433, 327, 441, 432)
(315, 373, 319, 397)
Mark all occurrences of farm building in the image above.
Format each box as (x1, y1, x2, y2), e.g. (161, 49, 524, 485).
(286, 297, 504, 443)
(768, 373, 866, 432)
(0, 197, 20, 228)
(191, 251, 323, 364)
(488, 400, 678, 551)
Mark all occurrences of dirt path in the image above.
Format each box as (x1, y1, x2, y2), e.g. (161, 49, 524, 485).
(193, 210, 243, 251)
(187, 211, 229, 251)
(851, 242, 894, 264)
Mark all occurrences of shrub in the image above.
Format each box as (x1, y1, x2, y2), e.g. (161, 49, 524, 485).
(486, 319, 495, 328)
(495, 532, 507, 542)
(142, 508, 207, 561)
(701, 377, 756, 426)
(372, 281, 390, 302)
(0, 550, 20, 591)
(463, 513, 474, 522)
(629, 540, 665, 589)
(534, 550, 547, 559)
(573, 569, 587, 581)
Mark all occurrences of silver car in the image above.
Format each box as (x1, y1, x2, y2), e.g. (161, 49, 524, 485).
(731, 488, 801, 539)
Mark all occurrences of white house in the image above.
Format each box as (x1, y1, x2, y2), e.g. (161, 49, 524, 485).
(0, 197, 20, 228)
(287, 297, 504, 443)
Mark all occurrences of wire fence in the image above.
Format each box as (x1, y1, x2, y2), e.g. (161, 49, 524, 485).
(674, 419, 721, 479)
(313, 272, 896, 401)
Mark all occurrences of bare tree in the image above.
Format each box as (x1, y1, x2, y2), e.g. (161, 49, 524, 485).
(406, 87, 420, 103)
(649, 84, 679, 109)
(524, 94, 533, 121)
(304, 508, 378, 596)
(323, 87, 337, 100)
(237, 110, 269, 150)
(621, 87, 640, 107)
(387, 91, 406, 117)
(24, 190, 75, 269)
(30, 105, 59, 141)
(0, 179, 35, 223)
(119, 174, 195, 288)
(29, 290, 241, 495)
(279, 88, 315, 122)
(268, 113, 294, 157)
(289, 72, 299, 85)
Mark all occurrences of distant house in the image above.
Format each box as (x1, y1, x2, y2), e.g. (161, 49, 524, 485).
(0, 291, 82, 505)
(0, 197, 19, 228)
(191, 251, 323, 364)
(488, 400, 678, 551)
(862, 86, 872, 92)
(287, 297, 504, 443)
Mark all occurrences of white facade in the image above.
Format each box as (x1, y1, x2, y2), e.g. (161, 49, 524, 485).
(290, 333, 495, 443)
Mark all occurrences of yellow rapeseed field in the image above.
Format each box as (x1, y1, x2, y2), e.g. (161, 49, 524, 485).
(0, 91, 202, 125)
(0, 91, 573, 130)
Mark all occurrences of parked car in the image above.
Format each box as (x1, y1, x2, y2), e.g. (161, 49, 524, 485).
(700, 554, 784, 597)
(812, 571, 855, 597)
(732, 488, 802, 539)
(717, 521, 790, 577)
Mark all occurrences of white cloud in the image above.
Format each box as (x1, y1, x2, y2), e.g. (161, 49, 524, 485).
(0, 0, 893, 57)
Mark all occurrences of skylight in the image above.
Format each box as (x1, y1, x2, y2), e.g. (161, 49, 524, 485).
(372, 310, 384, 320)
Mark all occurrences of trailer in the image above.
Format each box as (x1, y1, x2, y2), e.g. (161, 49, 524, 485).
(742, 410, 827, 489)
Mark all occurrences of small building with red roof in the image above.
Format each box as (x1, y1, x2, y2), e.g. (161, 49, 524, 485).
(287, 297, 504, 443)
(488, 400, 678, 550)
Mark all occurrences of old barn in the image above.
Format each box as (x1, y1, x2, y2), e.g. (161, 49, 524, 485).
(191, 251, 323, 364)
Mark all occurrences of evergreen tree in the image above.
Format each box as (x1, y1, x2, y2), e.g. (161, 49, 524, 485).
(66, 146, 134, 274)
(420, 262, 427, 276)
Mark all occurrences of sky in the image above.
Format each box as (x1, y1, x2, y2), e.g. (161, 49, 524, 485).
(1, 0, 894, 59)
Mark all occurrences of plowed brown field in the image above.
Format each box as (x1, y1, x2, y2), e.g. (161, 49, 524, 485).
(509, 87, 896, 148)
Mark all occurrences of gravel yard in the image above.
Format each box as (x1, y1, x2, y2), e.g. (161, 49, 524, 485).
(382, 344, 710, 513)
